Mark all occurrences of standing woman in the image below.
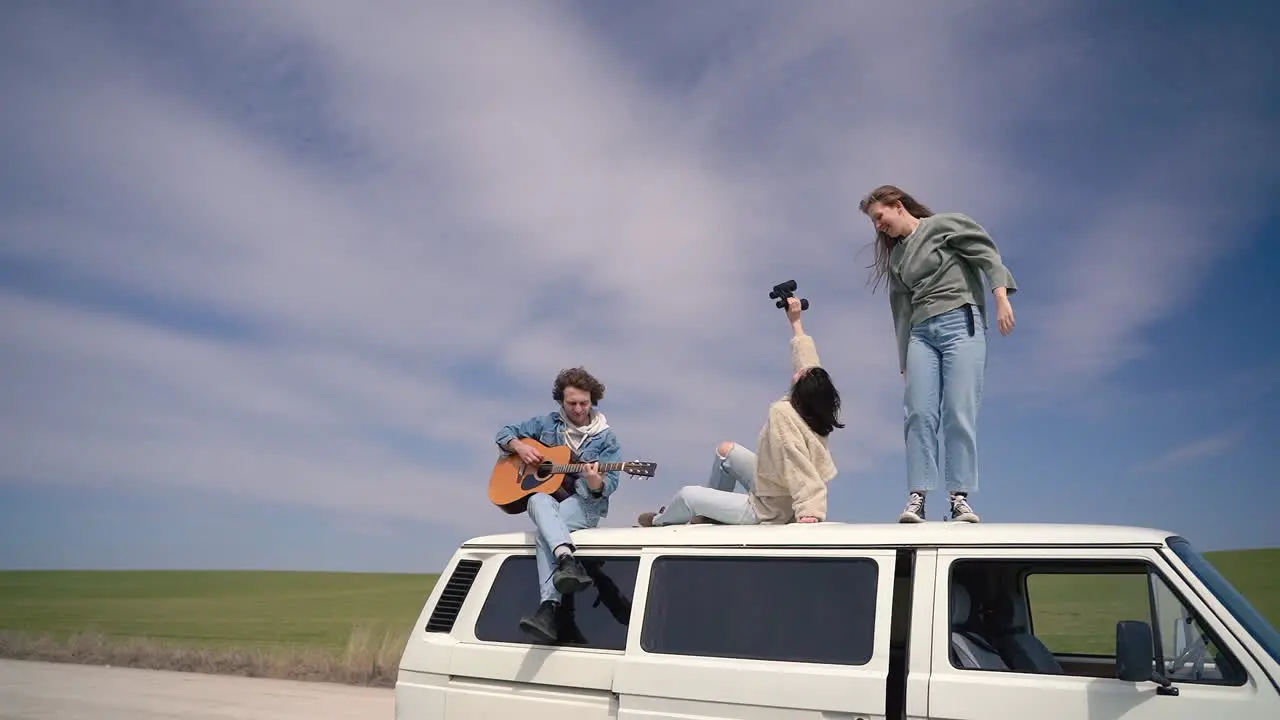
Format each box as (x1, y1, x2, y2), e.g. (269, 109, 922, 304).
(859, 185, 1018, 524)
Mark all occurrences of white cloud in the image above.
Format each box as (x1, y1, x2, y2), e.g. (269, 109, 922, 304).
(0, 291, 490, 527)
(1, 1, 1274, 543)
(1011, 121, 1278, 395)
(1135, 430, 1243, 475)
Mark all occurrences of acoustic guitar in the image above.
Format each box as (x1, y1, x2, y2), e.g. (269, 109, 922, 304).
(488, 438, 657, 514)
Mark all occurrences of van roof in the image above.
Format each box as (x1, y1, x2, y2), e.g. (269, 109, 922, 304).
(460, 521, 1177, 549)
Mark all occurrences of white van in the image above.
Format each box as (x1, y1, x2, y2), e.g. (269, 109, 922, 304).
(395, 522, 1280, 719)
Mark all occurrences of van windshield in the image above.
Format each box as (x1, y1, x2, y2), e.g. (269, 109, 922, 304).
(1167, 536, 1280, 665)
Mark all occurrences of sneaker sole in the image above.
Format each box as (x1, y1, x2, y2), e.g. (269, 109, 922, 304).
(898, 512, 925, 523)
(518, 619, 556, 643)
(951, 513, 980, 523)
(553, 574, 593, 595)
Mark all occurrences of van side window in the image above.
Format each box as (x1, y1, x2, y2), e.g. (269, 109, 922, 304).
(1024, 570, 1148, 658)
(947, 559, 1245, 686)
(474, 555, 638, 650)
(1147, 572, 1243, 684)
(641, 556, 878, 666)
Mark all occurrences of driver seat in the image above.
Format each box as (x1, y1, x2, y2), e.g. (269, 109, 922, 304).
(950, 584, 1007, 670)
(984, 594, 1064, 674)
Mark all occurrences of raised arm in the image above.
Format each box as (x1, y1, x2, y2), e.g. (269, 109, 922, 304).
(785, 297, 822, 375)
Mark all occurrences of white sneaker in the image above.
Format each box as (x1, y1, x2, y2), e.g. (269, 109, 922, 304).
(949, 493, 980, 523)
(898, 492, 926, 523)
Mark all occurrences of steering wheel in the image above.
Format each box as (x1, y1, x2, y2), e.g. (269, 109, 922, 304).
(1166, 631, 1211, 681)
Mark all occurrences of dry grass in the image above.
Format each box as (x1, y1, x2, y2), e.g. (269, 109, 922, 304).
(0, 624, 411, 687)
(0, 569, 436, 686)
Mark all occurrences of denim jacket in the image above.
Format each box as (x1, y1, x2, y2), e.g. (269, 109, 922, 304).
(494, 411, 623, 518)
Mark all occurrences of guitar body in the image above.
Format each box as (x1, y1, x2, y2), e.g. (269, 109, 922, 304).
(487, 438, 657, 515)
(489, 439, 575, 515)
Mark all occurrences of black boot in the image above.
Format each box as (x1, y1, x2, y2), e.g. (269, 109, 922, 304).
(518, 600, 559, 643)
(552, 553, 593, 595)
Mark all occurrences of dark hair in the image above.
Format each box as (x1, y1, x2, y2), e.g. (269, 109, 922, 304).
(858, 184, 934, 293)
(553, 367, 606, 405)
(789, 367, 845, 437)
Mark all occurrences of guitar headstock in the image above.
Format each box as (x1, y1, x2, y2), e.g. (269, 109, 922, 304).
(622, 461, 658, 478)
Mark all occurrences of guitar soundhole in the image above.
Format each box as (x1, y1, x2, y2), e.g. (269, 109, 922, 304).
(519, 462, 554, 491)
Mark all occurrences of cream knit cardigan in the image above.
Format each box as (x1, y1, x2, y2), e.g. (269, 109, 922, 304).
(747, 333, 837, 523)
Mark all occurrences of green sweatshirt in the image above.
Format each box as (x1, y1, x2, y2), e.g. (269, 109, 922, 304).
(887, 212, 1018, 372)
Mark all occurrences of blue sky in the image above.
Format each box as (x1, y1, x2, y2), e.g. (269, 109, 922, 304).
(1, 0, 1277, 574)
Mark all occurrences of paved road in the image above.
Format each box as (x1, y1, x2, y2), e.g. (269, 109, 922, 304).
(0, 659, 393, 719)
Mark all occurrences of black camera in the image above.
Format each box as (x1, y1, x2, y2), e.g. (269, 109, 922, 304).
(769, 279, 810, 311)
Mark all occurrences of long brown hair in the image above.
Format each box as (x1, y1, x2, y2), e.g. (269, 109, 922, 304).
(858, 184, 934, 293)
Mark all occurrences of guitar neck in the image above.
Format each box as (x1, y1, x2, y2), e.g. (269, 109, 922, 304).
(549, 463, 628, 474)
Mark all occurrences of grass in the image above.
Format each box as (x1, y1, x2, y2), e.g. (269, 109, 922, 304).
(0, 549, 1275, 686)
(0, 570, 438, 687)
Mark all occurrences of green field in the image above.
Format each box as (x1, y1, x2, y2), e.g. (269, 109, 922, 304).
(0, 569, 438, 653)
(0, 549, 1275, 684)
(0, 569, 440, 685)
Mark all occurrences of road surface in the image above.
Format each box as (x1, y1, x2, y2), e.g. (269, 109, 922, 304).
(0, 659, 393, 719)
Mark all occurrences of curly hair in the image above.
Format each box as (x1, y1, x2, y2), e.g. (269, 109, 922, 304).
(553, 366, 606, 405)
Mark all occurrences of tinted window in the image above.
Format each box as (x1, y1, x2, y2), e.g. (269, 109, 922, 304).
(641, 556, 878, 665)
(1168, 536, 1280, 665)
(1024, 565, 1247, 683)
(1025, 570, 1149, 656)
(474, 555, 638, 650)
(949, 559, 1246, 685)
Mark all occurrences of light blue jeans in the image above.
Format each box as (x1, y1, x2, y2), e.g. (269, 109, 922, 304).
(904, 304, 987, 495)
(527, 493, 599, 603)
(652, 444, 760, 525)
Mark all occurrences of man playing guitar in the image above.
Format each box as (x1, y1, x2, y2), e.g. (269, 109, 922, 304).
(493, 366, 624, 643)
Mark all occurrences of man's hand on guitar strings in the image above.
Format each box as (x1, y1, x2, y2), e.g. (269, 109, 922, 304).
(583, 461, 603, 491)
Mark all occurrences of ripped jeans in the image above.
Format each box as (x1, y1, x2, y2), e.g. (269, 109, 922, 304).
(652, 443, 760, 525)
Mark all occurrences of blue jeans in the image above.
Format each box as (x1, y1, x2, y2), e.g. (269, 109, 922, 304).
(653, 444, 760, 525)
(904, 305, 986, 495)
(527, 493, 598, 603)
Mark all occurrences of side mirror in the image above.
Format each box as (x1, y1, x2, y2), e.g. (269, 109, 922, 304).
(1116, 620, 1179, 696)
(1115, 620, 1154, 682)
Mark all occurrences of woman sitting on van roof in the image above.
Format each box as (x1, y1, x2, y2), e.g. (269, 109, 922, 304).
(637, 297, 842, 527)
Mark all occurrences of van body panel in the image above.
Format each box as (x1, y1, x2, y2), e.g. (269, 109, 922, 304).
(399, 636, 456, 677)
(614, 654, 890, 719)
(393, 670, 447, 720)
(444, 675, 617, 720)
(399, 551, 489, 674)
(614, 547, 897, 719)
(442, 671, 616, 717)
(449, 642, 619, 691)
(905, 549, 938, 720)
(396, 523, 1279, 720)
